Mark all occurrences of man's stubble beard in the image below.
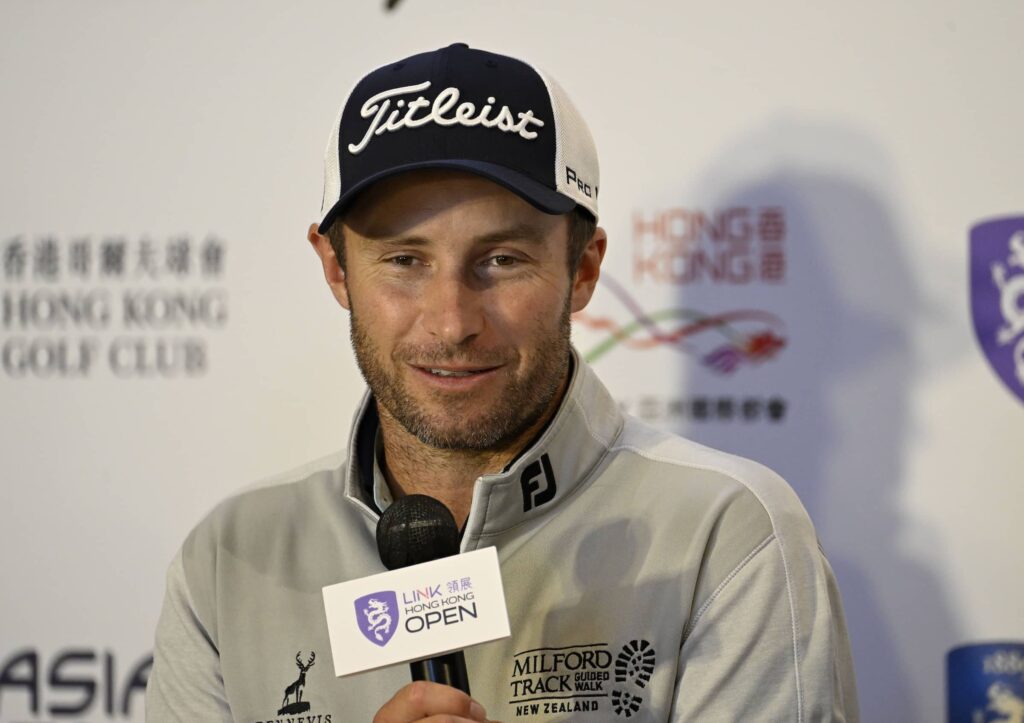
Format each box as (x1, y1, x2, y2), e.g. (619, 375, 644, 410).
(349, 295, 572, 452)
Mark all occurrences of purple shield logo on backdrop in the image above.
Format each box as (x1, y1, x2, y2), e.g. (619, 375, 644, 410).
(970, 217, 1024, 406)
(355, 591, 399, 647)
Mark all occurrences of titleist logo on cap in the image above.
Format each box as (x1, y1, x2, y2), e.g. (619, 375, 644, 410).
(348, 81, 546, 155)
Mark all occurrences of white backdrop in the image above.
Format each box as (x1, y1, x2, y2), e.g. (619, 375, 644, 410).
(1, 2, 1022, 721)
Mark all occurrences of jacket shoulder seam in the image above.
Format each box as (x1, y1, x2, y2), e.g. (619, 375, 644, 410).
(611, 442, 804, 722)
(682, 533, 775, 641)
(569, 394, 618, 449)
(170, 549, 220, 654)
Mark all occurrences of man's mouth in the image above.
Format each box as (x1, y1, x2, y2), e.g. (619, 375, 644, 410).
(417, 365, 500, 378)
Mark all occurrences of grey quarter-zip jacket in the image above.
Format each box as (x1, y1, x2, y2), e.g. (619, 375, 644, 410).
(147, 353, 858, 722)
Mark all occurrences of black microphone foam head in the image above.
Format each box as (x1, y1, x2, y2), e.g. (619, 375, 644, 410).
(376, 494, 460, 570)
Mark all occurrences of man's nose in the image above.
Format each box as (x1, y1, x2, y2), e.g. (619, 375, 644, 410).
(419, 270, 485, 345)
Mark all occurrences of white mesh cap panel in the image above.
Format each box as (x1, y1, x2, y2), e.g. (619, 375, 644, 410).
(320, 100, 347, 225)
(322, 69, 388, 229)
(532, 67, 600, 219)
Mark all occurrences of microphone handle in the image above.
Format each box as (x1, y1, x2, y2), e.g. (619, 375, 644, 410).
(409, 651, 470, 694)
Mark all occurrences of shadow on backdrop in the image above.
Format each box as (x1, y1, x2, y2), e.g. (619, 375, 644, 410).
(665, 120, 966, 721)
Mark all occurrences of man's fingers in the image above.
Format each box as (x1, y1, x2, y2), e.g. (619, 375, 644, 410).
(373, 680, 488, 723)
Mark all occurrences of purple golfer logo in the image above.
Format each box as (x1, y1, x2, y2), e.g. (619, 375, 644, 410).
(355, 591, 399, 647)
(970, 217, 1024, 406)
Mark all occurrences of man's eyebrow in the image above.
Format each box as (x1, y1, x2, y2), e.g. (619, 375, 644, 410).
(362, 235, 430, 248)
(472, 223, 550, 245)
(363, 223, 551, 247)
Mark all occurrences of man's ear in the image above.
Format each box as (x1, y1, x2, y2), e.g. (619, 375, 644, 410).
(307, 222, 350, 310)
(570, 226, 608, 313)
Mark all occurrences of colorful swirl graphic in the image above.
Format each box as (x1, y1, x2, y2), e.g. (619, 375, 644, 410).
(573, 274, 786, 373)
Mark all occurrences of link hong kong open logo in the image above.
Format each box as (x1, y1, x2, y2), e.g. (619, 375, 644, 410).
(970, 217, 1024, 406)
(355, 579, 479, 647)
(356, 591, 399, 647)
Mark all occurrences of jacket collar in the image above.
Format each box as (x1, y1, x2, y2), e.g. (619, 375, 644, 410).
(342, 347, 624, 545)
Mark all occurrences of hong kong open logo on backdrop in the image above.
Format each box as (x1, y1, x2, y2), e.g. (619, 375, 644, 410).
(355, 591, 399, 647)
(969, 217, 1024, 406)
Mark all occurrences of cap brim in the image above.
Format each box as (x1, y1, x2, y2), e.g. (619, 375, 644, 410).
(317, 160, 577, 234)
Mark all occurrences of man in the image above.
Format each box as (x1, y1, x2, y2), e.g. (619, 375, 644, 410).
(147, 43, 858, 721)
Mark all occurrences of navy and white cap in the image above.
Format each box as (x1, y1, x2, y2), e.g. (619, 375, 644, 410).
(318, 43, 599, 233)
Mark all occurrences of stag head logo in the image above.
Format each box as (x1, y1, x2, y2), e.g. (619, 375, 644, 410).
(277, 651, 315, 715)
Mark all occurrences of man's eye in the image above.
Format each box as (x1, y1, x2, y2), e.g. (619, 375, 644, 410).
(388, 255, 417, 266)
(487, 255, 517, 267)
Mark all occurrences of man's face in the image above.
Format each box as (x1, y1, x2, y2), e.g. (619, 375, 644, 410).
(318, 170, 600, 452)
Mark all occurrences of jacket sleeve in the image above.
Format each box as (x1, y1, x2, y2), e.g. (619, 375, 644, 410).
(145, 549, 232, 722)
(670, 535, 859, 722)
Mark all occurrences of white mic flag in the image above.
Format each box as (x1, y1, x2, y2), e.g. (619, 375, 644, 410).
(322, 547, 511, 677)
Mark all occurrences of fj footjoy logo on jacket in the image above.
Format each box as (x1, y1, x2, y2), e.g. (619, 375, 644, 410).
(356, 591, 398, 647)
(507, 640, 657, 718)
(520, 453, 557, 512)
(256, 651, 333, 722)
(348, 81, 546, 155)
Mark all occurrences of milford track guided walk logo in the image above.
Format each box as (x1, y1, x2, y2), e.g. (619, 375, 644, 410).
(508, 640, 657, 718)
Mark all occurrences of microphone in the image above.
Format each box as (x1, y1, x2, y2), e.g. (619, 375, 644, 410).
(376, 495, 471, 694)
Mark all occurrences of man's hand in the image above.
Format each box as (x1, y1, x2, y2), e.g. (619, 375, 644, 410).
(373, 681, 493, 723)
